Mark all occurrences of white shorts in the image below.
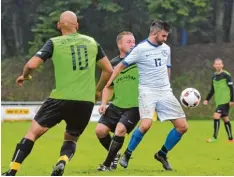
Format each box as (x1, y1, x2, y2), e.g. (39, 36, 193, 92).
(139, 87, 186, 122)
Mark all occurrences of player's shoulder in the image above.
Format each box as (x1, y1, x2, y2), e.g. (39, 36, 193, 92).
(79, 34, 96, 43)
(223, 70, 231, 76)
(49, 35, 60, 43)
(131, 40, 149, 52)
(110, 56, 122, 67)
(137, 40, 170, 50)
(136, 40, 149, 48)
(161, 43, 171, 50)
(50, 33, 96, 44)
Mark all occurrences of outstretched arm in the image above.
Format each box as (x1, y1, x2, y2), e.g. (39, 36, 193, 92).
(105, 62, 126, 88)
(16, 40, 53, 86)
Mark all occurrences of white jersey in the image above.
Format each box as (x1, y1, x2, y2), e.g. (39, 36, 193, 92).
(122, 39, 171, 90)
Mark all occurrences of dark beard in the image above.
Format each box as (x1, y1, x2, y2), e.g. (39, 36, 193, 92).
(157, 41, 163, 45)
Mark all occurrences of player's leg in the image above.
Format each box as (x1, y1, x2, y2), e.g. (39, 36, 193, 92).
(95, 124, 112, 150)
(206, 110, 221, 142)
(51, 131, 78, 176)
(51, 100, 94, 176)
(2, 120, 48, 176)
(120, 118, 152, 169)
(96, 104, 118, 151)
(120, 91, 155, 168)
(154, 92, 186, 170)
(2, 98, 62, 176)
(156, 118, 187, 161)
(99, 107, 140, 170)
(98, 122, 126, 171)
(223, 116, 233, 141)
(221, 104, 233, 142)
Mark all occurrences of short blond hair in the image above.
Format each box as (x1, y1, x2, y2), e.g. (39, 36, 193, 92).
(116, 31, 133, 43)
(214, 58, 223, 64)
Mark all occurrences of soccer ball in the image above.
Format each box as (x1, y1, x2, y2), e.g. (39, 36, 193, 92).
(180, 88, 201, 108)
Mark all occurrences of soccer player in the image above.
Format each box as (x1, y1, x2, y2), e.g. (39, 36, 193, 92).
(105, 20, 188, 171)
(204, 58, 234, 143)
(2, 11, 113, 176)
(95, 31, 140, 171)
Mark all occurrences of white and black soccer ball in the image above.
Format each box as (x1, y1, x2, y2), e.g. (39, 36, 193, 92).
(180, 88, 201, 108)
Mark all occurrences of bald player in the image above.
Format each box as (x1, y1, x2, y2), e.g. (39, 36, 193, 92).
(2, 11, 113, 176)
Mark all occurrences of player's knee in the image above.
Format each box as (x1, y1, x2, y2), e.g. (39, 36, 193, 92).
(115, 124, 127, 136)
(213, 113, 220, 119)
(25, 131, 43, 141)
(223, 117, 229, 123)
(177, 123, 188, 134)
(139, 119, 152, 133)
(24, 132, 36, 141)
(95, 125, 109, 138)
(25, 120, 48, 141)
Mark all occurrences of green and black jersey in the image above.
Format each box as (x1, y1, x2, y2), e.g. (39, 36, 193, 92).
(110, 56, 139, 108)
(206, 70, 234, 106)
(35, 32, 106, 103)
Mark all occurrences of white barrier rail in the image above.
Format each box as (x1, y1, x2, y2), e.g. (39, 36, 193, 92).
(1, 101, 102, 122)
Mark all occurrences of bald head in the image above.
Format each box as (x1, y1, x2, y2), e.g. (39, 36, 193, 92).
(60, 11, 77, 23)
(57, 11, 79, 34)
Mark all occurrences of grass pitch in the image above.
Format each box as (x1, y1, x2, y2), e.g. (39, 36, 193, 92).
(1, 120, 234, 176)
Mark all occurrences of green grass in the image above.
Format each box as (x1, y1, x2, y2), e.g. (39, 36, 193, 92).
(1, 120, 234, 176)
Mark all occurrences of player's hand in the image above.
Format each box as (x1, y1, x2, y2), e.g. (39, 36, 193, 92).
(16, 75, 32, 87)
(230, 102, 234, 106)
(203, 100, 208, 105)
(98, 104, 107, 115)
(16, 75, 25, 87)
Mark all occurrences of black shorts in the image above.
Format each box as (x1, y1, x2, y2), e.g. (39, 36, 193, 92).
(215, 103, 230, 117)
(34, 98, 94, 136)
(98, 104, 140, 134)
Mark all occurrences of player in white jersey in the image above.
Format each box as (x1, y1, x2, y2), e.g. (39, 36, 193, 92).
(105, 20, 188, 171)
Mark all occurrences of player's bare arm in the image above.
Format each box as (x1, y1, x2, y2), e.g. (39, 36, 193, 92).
(16, 57, 44, 87)
(96, 56, 113, 93)
(105, 62, 126, 88)
(102, 86, 114, 105)
(167, 68, 171, 80)
(204, 80, 214, 105)
(98, 86, 114, 114)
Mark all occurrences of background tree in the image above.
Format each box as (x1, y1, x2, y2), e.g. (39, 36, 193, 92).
(147, 0, 213, 45)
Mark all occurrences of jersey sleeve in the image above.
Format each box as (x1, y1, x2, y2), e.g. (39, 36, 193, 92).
(122, 47, 140, 67)
(167, 48, 171, 68)
(34, 40, 53, 61)
(206, 77, 214, 101)
(96, 43, 106, 61)
(110, 57, 122, 67)
(226, 74, 234, 102)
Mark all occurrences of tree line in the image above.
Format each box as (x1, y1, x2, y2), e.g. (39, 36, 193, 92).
(1, 0, 234, 58)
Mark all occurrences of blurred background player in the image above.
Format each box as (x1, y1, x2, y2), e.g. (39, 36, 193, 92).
(204, 58, 234, 143)
(2, 11, 113, 176)
(105, 20, 188, 171)
(95, 31, 140, 171)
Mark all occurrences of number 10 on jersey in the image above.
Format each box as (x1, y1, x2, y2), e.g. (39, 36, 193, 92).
(70, 45, 89, 70)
